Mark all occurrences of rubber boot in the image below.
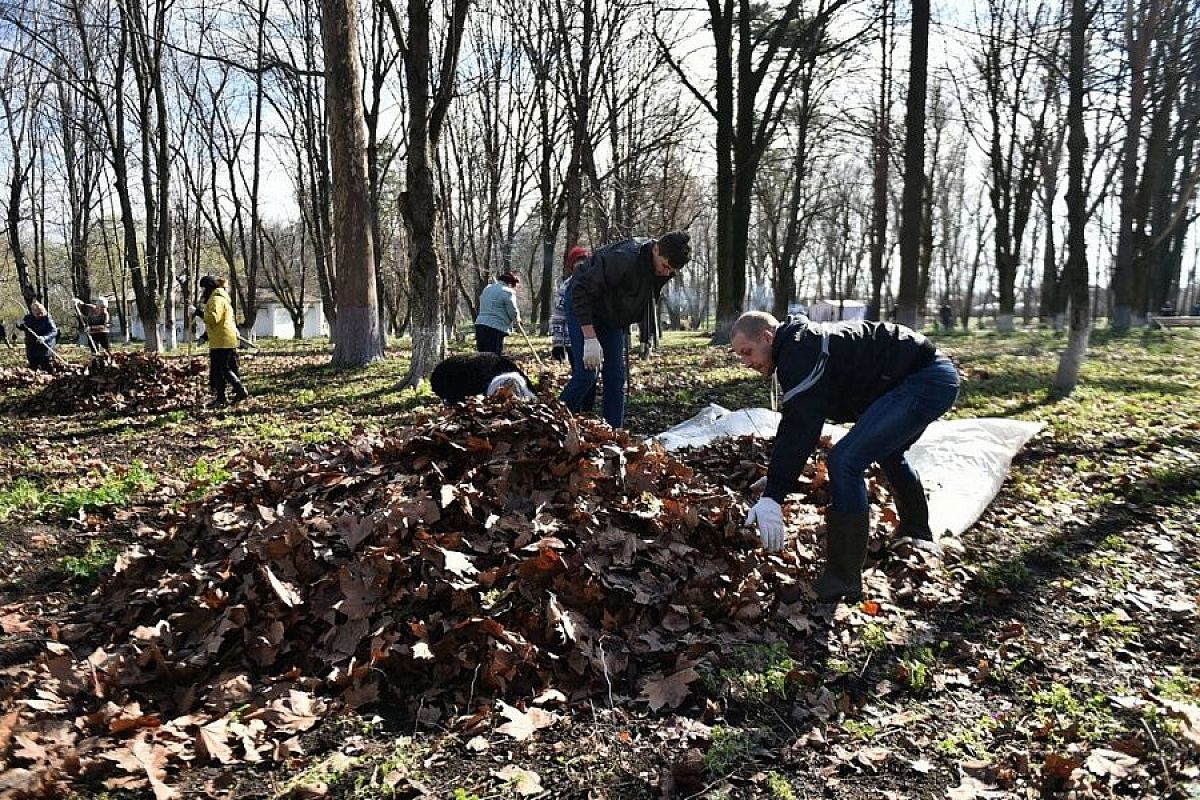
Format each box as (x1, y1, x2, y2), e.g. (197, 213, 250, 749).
(812, 510, 870, 603)
(890, 476, 933, 541)
(229, 375, 250, 405)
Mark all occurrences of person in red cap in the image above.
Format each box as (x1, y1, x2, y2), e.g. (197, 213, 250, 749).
(551, 246, 591, 362)
(474, 271, 521, 355)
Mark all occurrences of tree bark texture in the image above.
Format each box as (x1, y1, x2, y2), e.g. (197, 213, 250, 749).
(324, 0, 384, 366)
(896, 0, 929, 329)
(1053, 0, 1091, 394)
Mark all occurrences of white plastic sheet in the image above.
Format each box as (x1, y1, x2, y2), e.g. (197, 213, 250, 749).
(651, 404, 1042, 539)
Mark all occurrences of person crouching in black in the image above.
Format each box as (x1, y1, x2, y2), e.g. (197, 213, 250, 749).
(430, 352, 536, 404)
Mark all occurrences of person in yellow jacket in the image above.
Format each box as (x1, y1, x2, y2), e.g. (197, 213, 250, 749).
(194, 275, 249, 407)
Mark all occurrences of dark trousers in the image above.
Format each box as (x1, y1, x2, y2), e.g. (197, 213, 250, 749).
(89, 332, 111, 352)
(826, 356, 960, 513)
(559, 282, 628, 428)
(209, 349, 247, 400)
(475, 325, 506, 355)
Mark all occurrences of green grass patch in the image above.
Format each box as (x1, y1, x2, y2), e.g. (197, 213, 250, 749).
(53, 462, 156, 518)
(704, 725, 753, 774)
(0, 478, 46, 522)
(936, 714, 1000, 759)
(765, 771, 797, 800)
(1027, 682, 1119, 742)
(1154, 669, 1200, 702)
(708, 642, 797, 704)
(0, 462, 155, 522)
(61, 540, 119, 583)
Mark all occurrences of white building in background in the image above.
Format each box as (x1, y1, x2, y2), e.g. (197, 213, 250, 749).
(252, 290, 327, 339)
(116, 289, 328, 341)
(809, 298, 868, 322)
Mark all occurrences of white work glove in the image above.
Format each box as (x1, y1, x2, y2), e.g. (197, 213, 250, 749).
(582, 337, 603, 370)
(745, 497, 784, 552)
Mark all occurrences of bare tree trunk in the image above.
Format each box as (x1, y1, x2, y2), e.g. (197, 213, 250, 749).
(384, 0, 468, 385)
(1054, 0, 1091, 394)
(324, 0, 383, 365)
(1, 83, 37, 307)
(869, 0, 892, 321)
(896, 0, 929, 329)
(1110, 0, 1160, 331)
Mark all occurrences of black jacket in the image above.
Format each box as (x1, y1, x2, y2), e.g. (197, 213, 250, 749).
(763, 318, 937, 503)
(570, 238, 672, 328)
(21, 313, 58, 361)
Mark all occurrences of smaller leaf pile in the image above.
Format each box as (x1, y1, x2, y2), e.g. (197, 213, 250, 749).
(674, 434, 833, 507)
(0, 398, 949, 797)
(7, 353, 206, 415)
(0, 367, 55, 392)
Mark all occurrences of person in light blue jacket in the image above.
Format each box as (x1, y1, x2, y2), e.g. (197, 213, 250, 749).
(474, 271, 520, 354)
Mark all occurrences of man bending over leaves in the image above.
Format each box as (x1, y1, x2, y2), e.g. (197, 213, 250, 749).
(730, 310, 959, 604)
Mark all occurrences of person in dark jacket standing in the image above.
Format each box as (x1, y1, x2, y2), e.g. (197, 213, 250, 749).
(17, 302, 59, 372)
(560, 231, 690, 428)
(732, 310, 959, 603)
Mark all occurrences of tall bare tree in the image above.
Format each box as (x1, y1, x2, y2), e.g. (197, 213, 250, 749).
(325, 0, 384, 365)
(868, 0, 894, 320)
(654, 0, 856, 340)
(1, 42, 40, 306)
(1053, 0, 1094, 393)
(384, 0, 470, 384)
(895, 0, 929, 329)
(1110, 0, 1162, 330)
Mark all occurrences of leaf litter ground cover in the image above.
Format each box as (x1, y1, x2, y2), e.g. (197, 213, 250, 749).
(1, 330, 1199, 799)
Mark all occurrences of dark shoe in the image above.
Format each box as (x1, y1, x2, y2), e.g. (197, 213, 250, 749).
(206, 397, 228, 409)
(812, 510, 870, 603)
(231, 391, 249, 406)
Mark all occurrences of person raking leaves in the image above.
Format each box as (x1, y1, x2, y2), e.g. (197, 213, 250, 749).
(193, 275, 249, 408)
(730, 310, 960, 603)
(73, 296, 112, 353)
(17, 301, 60, 372)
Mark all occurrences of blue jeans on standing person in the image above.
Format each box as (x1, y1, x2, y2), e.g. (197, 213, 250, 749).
(826, 355, 960, 513)
(560, 282, 628, 428)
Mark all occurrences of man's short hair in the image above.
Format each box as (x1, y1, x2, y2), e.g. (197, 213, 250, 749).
(657, 231, 691, 270)
(731, 311, 779, 341)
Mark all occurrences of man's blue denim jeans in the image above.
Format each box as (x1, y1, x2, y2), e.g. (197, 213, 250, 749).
(827, 356, 960, 513)
(559, 282, 627, 428)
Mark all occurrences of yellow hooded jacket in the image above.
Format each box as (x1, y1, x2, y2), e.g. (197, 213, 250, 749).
(203, 287, 239, 350)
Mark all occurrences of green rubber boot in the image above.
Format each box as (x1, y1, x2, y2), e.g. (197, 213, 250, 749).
(890, 476, 933, 541)
(812, 510, 870, 603)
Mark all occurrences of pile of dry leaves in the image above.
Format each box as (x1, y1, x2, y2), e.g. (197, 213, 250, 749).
(6, 353, 206, 415)
(0, 397, 947, 797)
(0, 368, 55, 392)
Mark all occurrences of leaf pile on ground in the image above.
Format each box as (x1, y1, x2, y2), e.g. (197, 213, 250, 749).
(0, 395, 955, 797)
(5, 352, 206, 416)
(0, 367, 54, 392)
